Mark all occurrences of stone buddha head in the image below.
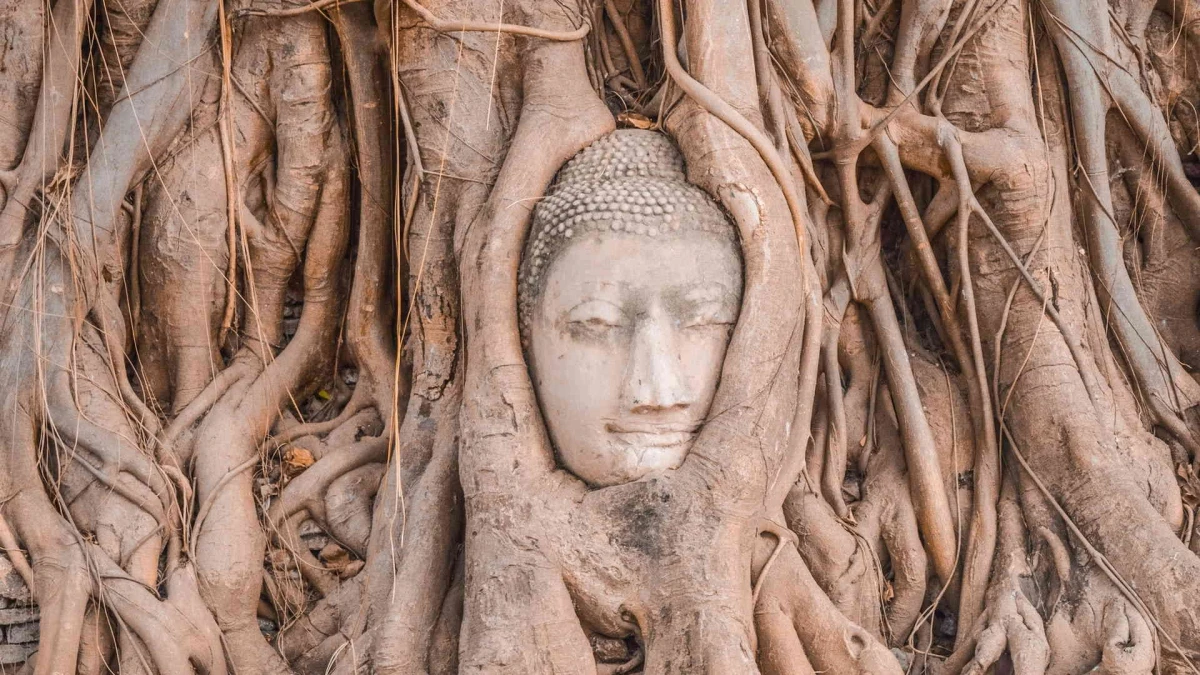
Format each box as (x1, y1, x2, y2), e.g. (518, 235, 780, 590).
(519, 129, 743, 487)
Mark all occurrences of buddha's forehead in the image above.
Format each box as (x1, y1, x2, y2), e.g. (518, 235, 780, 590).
(538, 230, 742, 306)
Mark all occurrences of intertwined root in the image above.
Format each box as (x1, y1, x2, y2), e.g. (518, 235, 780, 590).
(755, 540, 902, 675)
(1093, 599, 1156, 675)
(959, 576, 1048, 675)
(4, 0, 1200, 672)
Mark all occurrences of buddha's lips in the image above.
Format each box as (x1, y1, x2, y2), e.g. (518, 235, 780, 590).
(606, 422, 700, 448)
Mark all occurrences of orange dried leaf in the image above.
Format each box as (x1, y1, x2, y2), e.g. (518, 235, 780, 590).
(319, 543, 350, 568)
(617, 112, 653, 130)
(283, 446, 315, 476)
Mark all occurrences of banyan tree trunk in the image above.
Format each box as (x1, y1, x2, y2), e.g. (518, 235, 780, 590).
(0, 0, 1199, 673)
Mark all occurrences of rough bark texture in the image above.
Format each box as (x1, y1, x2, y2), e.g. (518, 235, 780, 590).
(1, 0, 1200, 673)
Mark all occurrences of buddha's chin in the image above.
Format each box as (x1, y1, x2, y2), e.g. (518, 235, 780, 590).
(576, 438, 694, 488)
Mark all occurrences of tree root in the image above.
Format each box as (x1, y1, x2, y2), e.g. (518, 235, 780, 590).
(754, 539, 902, 675)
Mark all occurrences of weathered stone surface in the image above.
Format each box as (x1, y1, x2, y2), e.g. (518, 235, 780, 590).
(0, 608, 37, 626)
(299, 518, 330, 553)
(0, 644, 33, 665)
(5, 622, 36, 644)
(0, 557, 29, 604)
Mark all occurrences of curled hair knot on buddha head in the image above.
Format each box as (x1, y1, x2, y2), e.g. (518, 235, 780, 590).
(518, 129, 739, 344)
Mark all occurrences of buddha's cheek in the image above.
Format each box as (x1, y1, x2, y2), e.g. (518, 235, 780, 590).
(530, 336, 628, 482)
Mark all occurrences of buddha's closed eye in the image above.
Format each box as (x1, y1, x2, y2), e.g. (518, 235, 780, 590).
(565, 299, 628, 337)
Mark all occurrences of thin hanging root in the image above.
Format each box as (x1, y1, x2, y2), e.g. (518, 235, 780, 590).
(784, 107, 832, 206)
(216, 0, 239, 349)
(400, 0, 591, 40)
(748, 0, 788, 148)
(940, 134, 1104, 406)
(397, 85, 423, 264)
(92, 298, 161, 440)
(65, 0, 222, 297)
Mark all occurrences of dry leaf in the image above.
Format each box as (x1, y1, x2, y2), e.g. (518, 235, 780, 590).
(617, 112, 653, 129)
(338, 560, 365, 579)
(283, 446, 315, 477)
(319, 543, 351, 572)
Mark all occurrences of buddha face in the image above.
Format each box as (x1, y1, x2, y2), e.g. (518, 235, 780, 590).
(527, 229, 742, 487)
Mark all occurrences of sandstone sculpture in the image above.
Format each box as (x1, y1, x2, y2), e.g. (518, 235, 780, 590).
(520, 129, 742, 487)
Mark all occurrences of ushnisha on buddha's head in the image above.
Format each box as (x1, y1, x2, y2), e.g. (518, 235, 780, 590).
(519, 129, 743, 488)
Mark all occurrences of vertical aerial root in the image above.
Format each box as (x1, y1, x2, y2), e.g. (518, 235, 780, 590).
(1039, 0, 1200, 452)
(371, 386, 462, 674)
(940, 472, 1047, 675)
(820, 323, 852, 520)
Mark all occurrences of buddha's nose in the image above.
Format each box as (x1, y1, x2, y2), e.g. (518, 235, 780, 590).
(624, 312, 692, 414)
